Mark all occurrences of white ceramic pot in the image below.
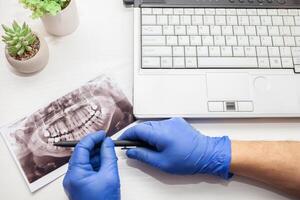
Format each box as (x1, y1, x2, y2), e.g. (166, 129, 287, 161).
(5, 34, 49, 74)
(41, 0, 79, 36)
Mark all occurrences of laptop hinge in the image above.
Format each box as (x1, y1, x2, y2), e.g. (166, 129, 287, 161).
(123, 0, 300, 8)
(123, 0, 166, 7)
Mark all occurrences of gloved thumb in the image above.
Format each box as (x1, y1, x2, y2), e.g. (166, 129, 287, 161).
(99, 137, 118, 171)
(126, 148, 161, 167)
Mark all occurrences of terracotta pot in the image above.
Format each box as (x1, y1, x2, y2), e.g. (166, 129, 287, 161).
(5, 34, 49, 74)
(41, 0, 79, 36)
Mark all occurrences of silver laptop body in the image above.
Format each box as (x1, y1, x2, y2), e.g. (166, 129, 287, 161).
(128, 0, 300, 118)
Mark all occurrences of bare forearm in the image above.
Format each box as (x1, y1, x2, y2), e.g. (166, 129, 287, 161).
(230, 141, 300, 197)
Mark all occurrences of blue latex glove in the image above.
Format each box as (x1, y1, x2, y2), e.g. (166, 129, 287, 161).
(63, 131, 120, 200)
(119, 118, 232, 179)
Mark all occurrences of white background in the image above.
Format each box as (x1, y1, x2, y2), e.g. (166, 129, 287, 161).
(0, 0, 299, 199)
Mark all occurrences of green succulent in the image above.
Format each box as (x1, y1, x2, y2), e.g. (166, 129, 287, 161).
(1, 21, 37, 57)
(19, 0, 70, 19)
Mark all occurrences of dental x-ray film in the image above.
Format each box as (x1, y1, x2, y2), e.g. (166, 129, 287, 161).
(0, 75, 134, 192)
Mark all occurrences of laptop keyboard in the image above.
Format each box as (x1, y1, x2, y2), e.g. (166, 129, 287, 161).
(141, 8, 300, 72)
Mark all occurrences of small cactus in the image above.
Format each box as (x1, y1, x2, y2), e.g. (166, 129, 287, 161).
(1, 21, 37, 59)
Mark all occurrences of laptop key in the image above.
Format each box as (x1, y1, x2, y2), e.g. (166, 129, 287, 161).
(173, 46, 185, 56)
(142, 36, 165, 46)
(142, 15, 156, 25)
(142, 57, 160, 68)
(292, 47, 300, 56)
(293, 58, 300, 65)
(221, 47, 233, 57)
(173, 57, 185, 68)
(186, 57, 197, 68)
(282, 58, 294, 68)
(291, 26, 300, 36)
(142, 8, 152, 14)
(197, 46, 209, 57)
(197, 57, 258, 68)
(161, 57, 173, 68)
(142, 26, 162, 35)
(258, 58, 270, 68)
(142, 46, 172, 56)
(270, 57, 282, 68)
(157, 15, 168, 25)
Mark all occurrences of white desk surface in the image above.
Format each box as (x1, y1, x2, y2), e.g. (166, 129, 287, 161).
(0, 1, 299, 199)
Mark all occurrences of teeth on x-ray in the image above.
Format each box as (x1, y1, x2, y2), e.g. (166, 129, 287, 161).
(44, 105, 104, 144)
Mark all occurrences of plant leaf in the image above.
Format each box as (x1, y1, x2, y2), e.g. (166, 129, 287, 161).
(1, 24, 10, 32)
(25, 46, 32, 52)
(2, 35, 10, 41)
(15, 42, 22, 49)
(20, 0, 68, 18)
(12, 21, 21, 32)
(17, 47, 25, 56)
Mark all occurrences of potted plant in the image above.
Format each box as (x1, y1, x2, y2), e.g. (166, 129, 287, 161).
(19, 0, 79, 36)
(2, 21, 49, 74)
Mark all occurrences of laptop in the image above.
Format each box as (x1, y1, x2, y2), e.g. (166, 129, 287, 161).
(124, 0, 300, 118)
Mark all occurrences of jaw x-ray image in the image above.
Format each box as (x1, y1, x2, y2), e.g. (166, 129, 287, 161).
(1, 75, 135, 192)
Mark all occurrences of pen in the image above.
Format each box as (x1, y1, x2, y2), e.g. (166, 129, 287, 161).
(54, 140, 149, 148)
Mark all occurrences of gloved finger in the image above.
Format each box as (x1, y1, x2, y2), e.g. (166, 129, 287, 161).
(90, 148, 100, 158)
(118, 123, 162, 147)
(98, 137, 118, 172)
(90, 154, 101, 170)
(126, 148, 161, 168)
(70, 131, 106, 166)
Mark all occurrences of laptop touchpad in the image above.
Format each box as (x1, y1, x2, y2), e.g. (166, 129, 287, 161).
(206, 73, 251, 99)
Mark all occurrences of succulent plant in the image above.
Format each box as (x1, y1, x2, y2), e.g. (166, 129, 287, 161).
(20, 0, 70, 19)
(1, 21, 37, 57)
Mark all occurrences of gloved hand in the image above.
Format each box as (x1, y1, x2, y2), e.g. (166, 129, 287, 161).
(63, 131, 120, 200)
(119, 118, 232, 179)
